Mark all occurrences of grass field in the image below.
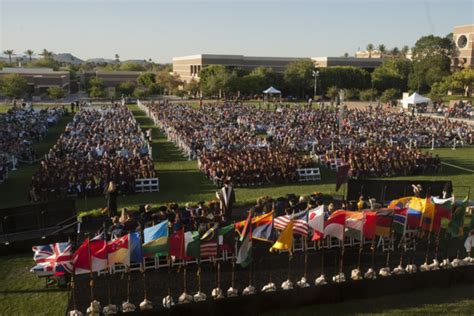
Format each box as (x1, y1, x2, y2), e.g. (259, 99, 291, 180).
(0, 103, 473, 315)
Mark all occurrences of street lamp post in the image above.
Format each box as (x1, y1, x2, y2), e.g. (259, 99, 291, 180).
(312, 70, 319, 100)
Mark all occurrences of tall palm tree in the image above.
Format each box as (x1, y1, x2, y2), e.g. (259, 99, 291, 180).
(378, 44, 386, 58)
(115, 54, 120, 63)
(391, 47, 400, 58)
(401, 45, 410, 58)
(25, 49, 34, 63)
(366, 43, 374, 58)
(3, 50, 14, 65)
(343, 52, 349, 58)
(40, 49, 53, 60)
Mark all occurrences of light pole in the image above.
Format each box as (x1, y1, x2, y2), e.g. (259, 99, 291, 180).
(312, 70, 319, 100)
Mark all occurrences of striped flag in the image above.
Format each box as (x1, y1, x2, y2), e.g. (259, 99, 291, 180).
(274, 210, 309, 236)
(200, 225, 218, 258)
(392, 208, 408, 235)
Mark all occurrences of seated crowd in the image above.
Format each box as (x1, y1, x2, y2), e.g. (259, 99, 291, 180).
(142, 101, 472, 185)
(433, 100, 473, 119)
(29, 104, 155, 202)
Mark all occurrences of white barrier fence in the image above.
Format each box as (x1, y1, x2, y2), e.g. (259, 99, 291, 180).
(135, 178, 160, 193)
(297, 168, 321, 181)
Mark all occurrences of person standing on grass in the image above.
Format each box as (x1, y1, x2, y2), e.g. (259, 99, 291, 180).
(105, 181, 118, 217)
(216, 179, 235, 222)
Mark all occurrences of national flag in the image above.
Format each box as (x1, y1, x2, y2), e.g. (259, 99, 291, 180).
(252, 212, 274, 242)
(308, 206, 325, 241)
(184, 231, 200, 259)
(363, 211, 377, 239)
(344, 211, 364, 240)
(143, 221, 169, 257)
(239, 211, 253, 241)
(388, 197, 413, 209)
(423, 197, 453, 233)
(420, 197, 436, 231)
(335, 164, 350, 192)
(465, 230, 474, 253)
(407, 197, 424, 219)
(170, 228, 186, 259)
(274, 210, 309, 236)
(219, 224, 235, 253)
(324, 210, 346, 241)
(236, 216, 252, 268)
(200, 225, 218, 258)
(107, 232, 143, 266)
(375, 209, 393, 237)
(447, 197, 468, 238)
(73, 238, 107, 274)
(270, 220, 294, 253)
(392, 208, 407, 235)
(31, 242, 73, 276)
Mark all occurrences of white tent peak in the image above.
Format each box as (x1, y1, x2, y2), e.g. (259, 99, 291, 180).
(263, 86, 281, 94)
(401, 92, 431, 108)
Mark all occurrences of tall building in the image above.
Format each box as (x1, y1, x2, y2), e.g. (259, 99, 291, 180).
(453, 24, 474, 69)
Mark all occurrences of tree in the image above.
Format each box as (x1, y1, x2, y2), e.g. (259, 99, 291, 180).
(342, 88, 359, 100)
(137, 72, 156, 87)
(371, 58, 412, 92)
(87, 77, 105, 98)
(378, 44, 386, 58)
(3, 50, 14, 65)
(401, 45, 410, 58)
(185, 78, 200, 97)
(25, 50, 34, 63)
(450, 68, 474, 97)
(411, 35, 453, 60)
(319, 66, 370, 93)
(119, 62, 146, 71)
(343, 52, 349, 58)
(360, 88, 377, 101)
(155, 70, 182, 95)
(115, 54, 120, 63)
(283, 59, 315, 98)
(380, 88, 401, 104)
(429, 77, 451, 102)
(116, 81, 136, 97)
(366, 44, 374, 58)
(326, 86, 339, 103)
(47, 87, 65, 100)
(391, 47, 400, 58)
(133, 86, 149, 98)
(0, 74, 28, 98)
(40, 49, 53, 60)
(199, 65, 235, 98)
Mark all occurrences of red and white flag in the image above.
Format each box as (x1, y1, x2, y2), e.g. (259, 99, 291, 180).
(73, 238, 107, 274)
(324, 210, 346, 241)
(308, 206, 325, 241)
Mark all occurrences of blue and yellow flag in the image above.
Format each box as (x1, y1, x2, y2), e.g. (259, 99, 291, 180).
(143, 220, 169, 257)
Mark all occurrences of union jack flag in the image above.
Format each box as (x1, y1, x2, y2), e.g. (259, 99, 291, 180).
(31, 242, 73, 276)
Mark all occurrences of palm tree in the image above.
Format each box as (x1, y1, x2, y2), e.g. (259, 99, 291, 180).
(3, 50, 14, 65)
(378, 44, 386, 58)
(391, 47, 400, 58)
(401, 45, 410, 58)
(25, 49, 34, 63)
(40, 49, 53, 60)
(115, 54, 120, 63)
(343, 52, 349, 58)
(366, 43, 374, 58)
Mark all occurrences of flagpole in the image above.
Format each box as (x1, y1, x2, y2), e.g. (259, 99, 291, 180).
(303, 237, 308, 279)
(87, 237, 94, 303)
(338, 226, 345, 282)
(319, 239, 325, 276)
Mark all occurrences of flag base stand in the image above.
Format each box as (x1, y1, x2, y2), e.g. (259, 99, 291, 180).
(419, 262, 430, 272)
(378, 267, 391, 277)
(121, 300, 136, 313)
(314, 274, 327, 286)
(86, 300, 101, 316)
(440, 259, 453, 269)
(364, 268, 376, 279)
(226, 287, 238, 297)
(211, 288, 224, 300)
(162, 295, 175, 308)
(332, 272, 346, 283)
(451, 258, 466, 267)
(68, 310, 83, 316)
(429, 259, 440, 270)
(139, 299, 153, 311)
(193, 291, 207, 302)
(350, 268, 362, 280)
(178, 292, 192, 304)
(242, 285, 256, 295)
(281, 279, 294, 290)
(463, 256, 474, 264)
(405, 264, 418, 274)
(102, 303, 118, 315)
(261, 282, 277, 292)
(296, 277, 310, 288)
(392, 265, 405, 275)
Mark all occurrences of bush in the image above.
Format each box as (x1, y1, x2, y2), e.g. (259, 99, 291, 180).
(342, 88, 360, 101)
(133, 86, 149, 99)
(360, 89, 377, 101)
(380, 88, 401, 103)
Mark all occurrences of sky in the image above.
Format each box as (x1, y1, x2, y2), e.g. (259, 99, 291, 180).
(0, 0, 472, 63)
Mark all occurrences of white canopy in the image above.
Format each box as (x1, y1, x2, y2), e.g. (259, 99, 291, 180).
(263, 86, 281, 94)
(401, 92, 431, 108)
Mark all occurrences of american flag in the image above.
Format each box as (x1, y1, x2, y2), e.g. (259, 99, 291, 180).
(200, 241, 218, 257)
(274, 210, 309, 236)
(31, 242, 73, 275)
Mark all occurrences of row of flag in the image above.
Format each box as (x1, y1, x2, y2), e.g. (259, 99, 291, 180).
(31, 195, 471, 275)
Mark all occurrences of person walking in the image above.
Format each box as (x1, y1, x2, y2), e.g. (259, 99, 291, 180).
(105, 181, 118, 217)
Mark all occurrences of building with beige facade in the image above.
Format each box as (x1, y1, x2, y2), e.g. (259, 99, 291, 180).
(0, 67, 70, 95)
(173, 54, 384, 82)
(453, 24, 474, 69)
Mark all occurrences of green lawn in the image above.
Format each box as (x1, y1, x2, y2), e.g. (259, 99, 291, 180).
(0, 254, 68, 316)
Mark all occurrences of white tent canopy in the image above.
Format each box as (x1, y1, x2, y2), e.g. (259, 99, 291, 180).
(263, 86, 281, 94)
(401, 92, 431, 109)
(263, 86, 281, 103)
